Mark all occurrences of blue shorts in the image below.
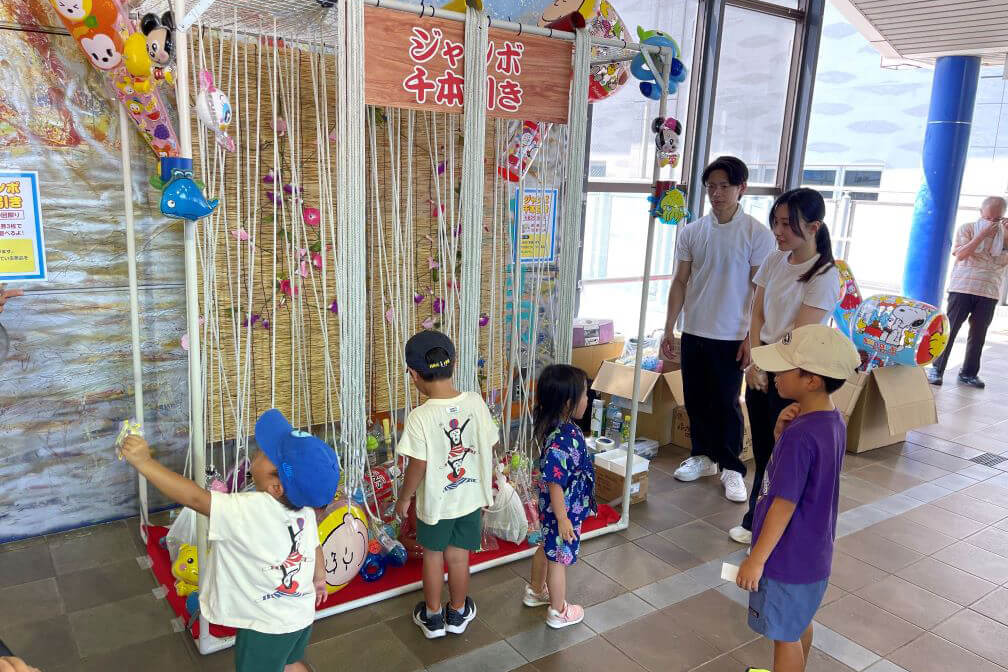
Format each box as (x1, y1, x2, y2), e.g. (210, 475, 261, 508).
(748, 576, 828, 642)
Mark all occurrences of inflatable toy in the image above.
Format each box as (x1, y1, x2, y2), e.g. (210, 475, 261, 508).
(833, 260, 863, 330)
(652, 116, 682, 168)
(173, 543, 199, 597)
(195, 70, 236, 152)
(499, 120, 548, 182)
(141, 11, 175, 69)
(47, 0, 179, 157)
(850, 295, 950, 369)
(648, 182, 689, 225)
(586, 0, 630, 102)
(123, 32, 153, 93)
(630, 27, 688, 100)
(359, 540, 387, 582)
(113, 418, 143, 459)
(318, 499, 369, 593)
(159, 158, 220, 221)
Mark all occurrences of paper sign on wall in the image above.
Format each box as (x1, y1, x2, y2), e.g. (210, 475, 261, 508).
(512, 188, 557, 264)
(0, 171, 46, 282)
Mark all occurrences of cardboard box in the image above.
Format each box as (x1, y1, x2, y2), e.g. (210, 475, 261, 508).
(591, 360, 685, 447)
(572, 336, 625, 379)
(833, 366, 937, 453)
(670, 404, 754, 463)
(573, 318, 616, 348)
(594, 449, 649, 504)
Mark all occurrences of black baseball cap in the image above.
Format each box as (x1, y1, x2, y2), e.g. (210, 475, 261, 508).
(405, 330, 455, 377)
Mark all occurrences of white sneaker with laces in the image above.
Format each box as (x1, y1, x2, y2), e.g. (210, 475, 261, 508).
(729, 525, 753, 545)
(721, 470, 748, 502)
(523, 585, 550, 607)
(673, 456, 718, 482)
(546, 602, 585, 629)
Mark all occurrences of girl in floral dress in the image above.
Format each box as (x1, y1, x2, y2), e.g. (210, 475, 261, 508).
(523, 365, 597, 628)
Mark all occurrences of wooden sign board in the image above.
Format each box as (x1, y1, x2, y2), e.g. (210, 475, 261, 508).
(363, 5, 573, 124)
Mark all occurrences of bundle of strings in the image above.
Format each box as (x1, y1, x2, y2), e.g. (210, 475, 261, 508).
(455, 5, 489, 392)
(553, 28, 591, 364)
(336, 0, 368, 489)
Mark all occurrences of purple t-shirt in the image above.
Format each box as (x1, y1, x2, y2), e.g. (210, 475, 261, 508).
(751, 409, 846, 585)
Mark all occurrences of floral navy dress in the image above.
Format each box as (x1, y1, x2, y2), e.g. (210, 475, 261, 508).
(538, 422, 597, 566)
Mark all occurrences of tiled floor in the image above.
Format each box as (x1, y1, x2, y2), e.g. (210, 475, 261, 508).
(3, 339, 1008, 671)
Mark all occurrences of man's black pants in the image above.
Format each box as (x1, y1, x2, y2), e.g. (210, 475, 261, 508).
(932, 292, 997, 378)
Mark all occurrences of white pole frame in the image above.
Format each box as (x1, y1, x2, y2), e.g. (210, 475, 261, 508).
(121, 0, 678, 654)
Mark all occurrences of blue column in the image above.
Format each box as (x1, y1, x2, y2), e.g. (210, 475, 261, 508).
(903, 55, 981, 306)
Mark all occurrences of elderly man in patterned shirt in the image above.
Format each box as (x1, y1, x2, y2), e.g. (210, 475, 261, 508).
(928, 196, 1008, 388)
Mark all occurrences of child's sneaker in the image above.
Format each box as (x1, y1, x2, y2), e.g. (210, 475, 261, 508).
(412, 601, 446, 639)
(445, 596, 477, 635)
(523, 584, 551, 607)
(546, 602, 584, 629)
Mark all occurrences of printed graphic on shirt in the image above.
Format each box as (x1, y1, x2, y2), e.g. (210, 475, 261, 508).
(262, 517, 311, 601)
(443, 417, 477, 492)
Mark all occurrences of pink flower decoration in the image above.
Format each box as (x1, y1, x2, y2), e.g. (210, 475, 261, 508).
(329, 128, 338, 142)
(413, 293, 425, 305)
(329, 299, 339, 314)
(479, 313, 490, 327)
(422, 317, 435, 329)
(433, 297, 444, 314)
(279, 278, 299, 297)
(303, 206, 321, 227)
(298, 248, 308, 258)
(429, 199, 444, 217)
(436, 160, 446, 175)
(262, 171, 275, 185)
(231, 228, 250, 242)
(299, 261, 310, 278)
(428, 256, 440, 270)
(274, 117, 287, 136)
(312, 253, 323, 269)
(181, 333, 190, 351)
(385, 307, 395, 324)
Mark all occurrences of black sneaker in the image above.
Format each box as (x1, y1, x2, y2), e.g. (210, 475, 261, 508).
(926, 368, 943, 386)
(445, 596, 477, 635)
(958, 374, 985, 389)
(412, 601, 446, 639)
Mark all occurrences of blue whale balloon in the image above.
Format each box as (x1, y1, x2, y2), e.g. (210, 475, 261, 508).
(160, 169, 219, 221)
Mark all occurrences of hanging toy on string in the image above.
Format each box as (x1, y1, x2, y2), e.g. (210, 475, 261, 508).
(630, 27, 688, 100)
(648, 180, 689, 225)
(157, 158, 219, 221)
(833, 260, 863, 331)
(498, 120, 549, 183)
(195, 70, 236, 152)
(585, 0, 632, 103)
(652, 117, 682, 168)
(140, 10, 176, 85)
(123, 31, 154, 93)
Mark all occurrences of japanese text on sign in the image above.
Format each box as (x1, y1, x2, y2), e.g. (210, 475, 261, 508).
(0, 171, 47, 282)
(403, 27, 525, 113)
(512, 188, 557, 264)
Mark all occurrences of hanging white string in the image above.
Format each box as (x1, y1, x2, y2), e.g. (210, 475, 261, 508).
(554, 28, 591, 364)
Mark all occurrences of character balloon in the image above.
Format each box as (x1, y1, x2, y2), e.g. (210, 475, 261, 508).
(833, 260, 863, 331)
(586, 0, 631, 102)
(318, 499, 369, 593)
(499, 120, 548, 182)
(850, 295, 950, 370)
(630, 27, 688, 100)
(652, 116, 682, 168)
(195, 70, 236, 152)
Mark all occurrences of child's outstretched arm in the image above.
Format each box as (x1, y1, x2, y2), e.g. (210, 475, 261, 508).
(121, 435, 211, 516)
(314, 545, 326, 606)
(394, 457, 426, 520)
(736, 497, 796, 591)
(549, 483, 575, 542)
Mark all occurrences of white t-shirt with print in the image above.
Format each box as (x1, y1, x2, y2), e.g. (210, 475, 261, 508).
(675, 207, 776, 341)
(200, 492, 319, 634)
(754, 249, 841, 344)
(396, 391, 497, 525)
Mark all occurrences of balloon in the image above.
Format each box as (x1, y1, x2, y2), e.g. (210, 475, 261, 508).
(499, 120, 548, 182)
(648, 182, 689, 225)
(172, 543, 199, 597)
(587, 0, 631, 102)
(159, 158, 220, 222)
(318, 499, 369, 593)
(47, 0, 180, 157)
(849, 295, 950, 369)
(196, 70, 236, 152)
(630, 27, 688, 101)
(123, 32, 153, 93)
(652, 116, 682, 168)
(833, 260, 863, 330)
(141, 11, 176, 68)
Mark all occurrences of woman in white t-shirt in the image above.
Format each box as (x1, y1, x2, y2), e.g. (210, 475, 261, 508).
(729, 188, 842, 545)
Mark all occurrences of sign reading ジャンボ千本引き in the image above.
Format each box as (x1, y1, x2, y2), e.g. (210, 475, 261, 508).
(0, 171, 47, 283)
(363, 6, 573, 124)
(512, 188, 558, 264)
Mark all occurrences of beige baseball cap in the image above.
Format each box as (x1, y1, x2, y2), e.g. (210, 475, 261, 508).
(752, 324, 860, 381)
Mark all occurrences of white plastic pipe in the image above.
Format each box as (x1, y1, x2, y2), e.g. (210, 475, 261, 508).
(119, 103, 149, 539)
(621, 55, 673, 524)
(173, 0, 209, 654)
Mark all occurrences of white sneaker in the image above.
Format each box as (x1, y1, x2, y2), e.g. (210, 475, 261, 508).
(673, 456, 718, 482)
(729, 525, 752, 545)
(523, 584, 550, 607)
(721, 470, 748, 502)
(546, 602, 585, 629)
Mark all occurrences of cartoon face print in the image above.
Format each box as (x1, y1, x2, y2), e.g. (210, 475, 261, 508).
(53, 0, 90, 21)
(321, 511, 368, 588)
(540, 0, 587, 25)
(81, 32, 122, 70)
(141, 12, 175, 67)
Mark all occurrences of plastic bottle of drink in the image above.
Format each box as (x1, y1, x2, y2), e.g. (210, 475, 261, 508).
(606, 405, 623, 443)
(590, 399, 605, 437)
(621, 414, 632, 446)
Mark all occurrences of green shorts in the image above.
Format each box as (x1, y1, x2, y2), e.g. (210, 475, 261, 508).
(417, 509, 483, 552)
(234, 625, 312, 672)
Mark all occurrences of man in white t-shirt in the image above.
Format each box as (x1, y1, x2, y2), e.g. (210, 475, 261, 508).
(121, 409, 341, 672)
(660, 157, 775, 503)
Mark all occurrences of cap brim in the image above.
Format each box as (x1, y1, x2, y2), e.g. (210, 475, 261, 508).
(254, 409, 293, 466)
(751, 343, 797, 373)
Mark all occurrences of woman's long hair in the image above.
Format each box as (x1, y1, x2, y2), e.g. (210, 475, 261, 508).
(533, 364, 588, 449)
(770, 187, 835, 282)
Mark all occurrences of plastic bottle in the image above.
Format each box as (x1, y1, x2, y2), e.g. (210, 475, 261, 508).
(590, 399, 605, 437)
(606, 405, 623, 442)
(381, 418, 393, 464)
(621, 414, 632, 446)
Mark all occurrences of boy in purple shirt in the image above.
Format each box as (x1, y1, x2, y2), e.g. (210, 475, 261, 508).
(735, 324, 859, 672)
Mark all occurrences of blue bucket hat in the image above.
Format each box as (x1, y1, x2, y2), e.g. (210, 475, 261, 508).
(254, 409, 341, 509)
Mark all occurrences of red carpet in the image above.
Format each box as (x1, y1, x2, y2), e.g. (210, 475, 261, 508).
(144, 504, 620, 640)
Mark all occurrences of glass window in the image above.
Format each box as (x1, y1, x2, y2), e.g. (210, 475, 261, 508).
(588, 0, 699, 182)
(707, 6, 795, 187)
(579, 192, 678, 335)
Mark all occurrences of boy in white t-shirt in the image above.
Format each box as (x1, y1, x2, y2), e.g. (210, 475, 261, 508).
(121, 409, 341, 672)
(394, 330, 498, 639)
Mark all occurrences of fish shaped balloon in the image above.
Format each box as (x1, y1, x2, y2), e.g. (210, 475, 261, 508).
(159, 158, 219, 222)
(195, 70, 235, 152)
